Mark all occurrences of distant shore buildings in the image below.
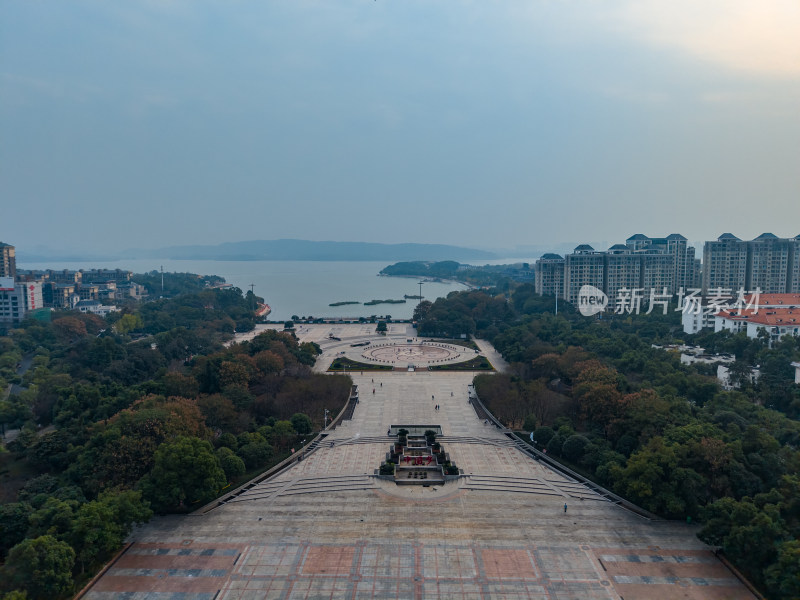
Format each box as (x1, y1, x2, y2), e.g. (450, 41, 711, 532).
(0, 241, 145, 325)
(536, 233, 800, 301)
(535, 233, 800, 338)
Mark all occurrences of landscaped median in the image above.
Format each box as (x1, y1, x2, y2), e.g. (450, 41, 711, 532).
(428, 356, 493, 371)
(328, 357, 394, 372)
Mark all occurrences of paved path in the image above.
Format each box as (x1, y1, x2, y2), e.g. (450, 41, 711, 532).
(84, 327, 756, 600)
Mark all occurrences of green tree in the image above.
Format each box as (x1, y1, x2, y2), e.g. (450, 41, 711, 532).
(114, 313, 143, 335)
(765, 540, 800, 599)
(218, 452, 246, 480)
(0, 503, 33, 558)
(532, 426, 555, 448)
(139, 436, 226, 512)
(270, 420, 296, 450)
(68, 490, 152, 573)
(4, 535, 75, 600)
(290, 413, 313, 434)
(562, 434, 590, 463)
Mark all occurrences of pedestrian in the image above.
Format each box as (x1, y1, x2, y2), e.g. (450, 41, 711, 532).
(451, 392, 453, 396)
(373, 388, 375, 394)
(387, 429, 391, 436)
(564, 503, 568, 513)
(380, 382, 382, 387)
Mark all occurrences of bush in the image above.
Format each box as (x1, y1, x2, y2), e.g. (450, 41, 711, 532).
(533, 426, 555, 447)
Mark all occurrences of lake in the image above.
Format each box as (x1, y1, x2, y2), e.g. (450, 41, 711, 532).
(18, 259, 472, 322)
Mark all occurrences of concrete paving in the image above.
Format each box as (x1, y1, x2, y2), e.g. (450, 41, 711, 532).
(84, 327, 756, 600)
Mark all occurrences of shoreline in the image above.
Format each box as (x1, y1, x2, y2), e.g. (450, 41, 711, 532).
(378, 272, 476, 290)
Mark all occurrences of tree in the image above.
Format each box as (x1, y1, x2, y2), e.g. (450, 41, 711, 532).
(290, 413, 313, 434)
(412, 300, 432, 322)
(218, 452, 246, 480)
(270, 420, 296, 450)
(4, 535, 75, 600)
(68, 490, 151, 573)
(0, 503, 33, 559)
(532, 426, 555, 448)
(113, 313, 143, 335)
(139, 436, 226, 512)
(562, 434, 590, 463)
(765, 540, 800, 599)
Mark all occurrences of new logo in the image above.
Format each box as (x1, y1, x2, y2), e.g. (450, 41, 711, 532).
(578, 285, 608, 316)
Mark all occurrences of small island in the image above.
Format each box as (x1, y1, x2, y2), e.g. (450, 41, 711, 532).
(363, 298, 407, 306)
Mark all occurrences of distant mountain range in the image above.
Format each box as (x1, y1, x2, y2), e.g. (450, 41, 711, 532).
(20, 239, 498, 263)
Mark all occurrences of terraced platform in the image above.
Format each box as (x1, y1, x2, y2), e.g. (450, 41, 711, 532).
(83, 328, 756, 600)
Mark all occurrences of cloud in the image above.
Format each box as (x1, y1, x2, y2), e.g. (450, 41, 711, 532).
(617, 0, 800, 78)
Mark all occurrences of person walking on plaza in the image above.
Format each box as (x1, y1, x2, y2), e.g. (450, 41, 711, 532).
(564, 503, 568, 513)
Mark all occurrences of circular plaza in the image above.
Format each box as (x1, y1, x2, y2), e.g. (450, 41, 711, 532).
(359, 341, 468, 367)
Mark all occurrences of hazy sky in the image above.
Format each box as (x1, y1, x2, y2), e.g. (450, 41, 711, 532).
(2, 1, 799, 254)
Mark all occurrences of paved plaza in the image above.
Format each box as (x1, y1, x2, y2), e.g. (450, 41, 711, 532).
(84, 325, 755, 600)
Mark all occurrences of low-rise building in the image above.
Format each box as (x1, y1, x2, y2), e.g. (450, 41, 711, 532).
(717, 364, 761, 390)
(75, 300, 118, 317)
(714, 306, 800, 343)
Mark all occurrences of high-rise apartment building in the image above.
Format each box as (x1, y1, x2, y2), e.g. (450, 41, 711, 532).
(564, 245, 605, 305)
(551, 234, 694, 306)
(626, 233, 695, 294)
(746, 233, 800, 294)
(702, 234, 748, 293)
(533, 253, 565, 298)
(703, 233, 800, 294)
(605, 245, 642, 301)
(0, 242, 16, 278)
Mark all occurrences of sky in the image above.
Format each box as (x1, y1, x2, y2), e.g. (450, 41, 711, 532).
(2, 1, 799, 256)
